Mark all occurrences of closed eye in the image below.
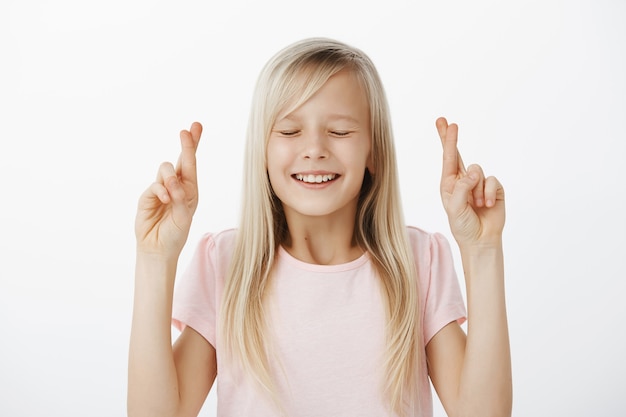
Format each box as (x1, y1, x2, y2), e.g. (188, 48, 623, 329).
(278, 130, 300, 137)
(330, 131, 351, 137)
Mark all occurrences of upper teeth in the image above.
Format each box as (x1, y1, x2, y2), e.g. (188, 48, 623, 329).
(295, 173, 337, 183)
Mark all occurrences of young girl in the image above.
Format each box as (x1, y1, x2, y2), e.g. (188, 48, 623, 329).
(128, 38, 512, 417)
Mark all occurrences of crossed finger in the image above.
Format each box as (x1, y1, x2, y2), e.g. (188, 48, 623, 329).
(483, 175, 503, 208)
(154, 161, 178, 203)
(436, 117, 467, 178)
(466, 164, 485, 207)
(176, 122, 203, 183)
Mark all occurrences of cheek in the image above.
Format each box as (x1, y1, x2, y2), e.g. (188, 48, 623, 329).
(267, 167, 281, 188)
(267, 139, 298, 174)
(266, 144, 287, 188)
(266, 149, 278, 173)
(345, 142, 372, 171)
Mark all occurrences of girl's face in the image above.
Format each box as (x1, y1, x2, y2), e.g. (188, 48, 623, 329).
(267, 70, 373, 224)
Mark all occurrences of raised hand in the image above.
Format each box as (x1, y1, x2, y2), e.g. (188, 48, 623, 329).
(135, 122, 203, 257)
(435, 117, 505, 248)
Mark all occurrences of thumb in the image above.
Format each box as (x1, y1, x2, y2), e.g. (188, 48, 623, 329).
(164, 175, 185, 201)
(448, 172, 480, 214)
(164, 175, 192, 227)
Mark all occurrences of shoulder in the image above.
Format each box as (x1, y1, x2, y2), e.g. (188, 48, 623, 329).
(405, 225, 458, 292)
(186, 228, 238, 273)
(406, 225, 433, 243)
(406, 225, 453, 259)
(407, 227, 466, 343)
(194, 228, 238, 253)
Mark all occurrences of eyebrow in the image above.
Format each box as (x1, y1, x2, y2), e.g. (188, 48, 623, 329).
(327, 114, 361, 124)
(278, 113, 362, 125)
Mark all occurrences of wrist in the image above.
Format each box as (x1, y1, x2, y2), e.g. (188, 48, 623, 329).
(458, 239, 505, 286)
(135, 249, 180, 275)
(457, 237, 503, 256)
(136, 243, 182, 262)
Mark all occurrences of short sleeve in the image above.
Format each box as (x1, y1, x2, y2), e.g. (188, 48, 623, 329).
(421, 232, 467, 344)
(171, 233, 221, 347)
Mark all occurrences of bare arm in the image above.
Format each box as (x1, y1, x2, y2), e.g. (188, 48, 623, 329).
(426, 118, 512, 417)
(128, 123, 216, 417)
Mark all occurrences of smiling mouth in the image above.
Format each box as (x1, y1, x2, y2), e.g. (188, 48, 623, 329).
(294, 173, 338, 184)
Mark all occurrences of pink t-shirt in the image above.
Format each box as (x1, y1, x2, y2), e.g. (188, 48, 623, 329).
(172, 226, 466, 417)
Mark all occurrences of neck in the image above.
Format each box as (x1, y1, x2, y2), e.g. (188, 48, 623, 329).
(282, 207, 363, 265)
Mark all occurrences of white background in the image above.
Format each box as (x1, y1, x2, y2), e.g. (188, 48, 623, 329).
(1, 0, 625, 416)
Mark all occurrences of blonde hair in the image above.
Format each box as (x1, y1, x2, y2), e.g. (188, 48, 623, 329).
(220, 38, 421, 415)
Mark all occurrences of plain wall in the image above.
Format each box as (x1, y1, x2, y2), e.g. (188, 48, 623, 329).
(1, 0, 625, 415)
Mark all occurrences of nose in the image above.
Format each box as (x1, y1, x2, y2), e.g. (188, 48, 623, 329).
(303, 130, 329, 160)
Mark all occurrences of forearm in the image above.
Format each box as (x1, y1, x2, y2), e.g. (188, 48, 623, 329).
(457, 241, 512, 417)
(128, 252, 181, 417)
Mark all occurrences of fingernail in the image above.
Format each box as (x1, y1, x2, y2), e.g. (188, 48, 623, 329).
(486, 199, 494, 207)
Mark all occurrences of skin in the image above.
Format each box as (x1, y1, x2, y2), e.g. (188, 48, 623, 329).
(426, 118, 512, 417)
(129, 123, 216, 417)
(267, 70, 373, 265)
(128, 73, 512, 417)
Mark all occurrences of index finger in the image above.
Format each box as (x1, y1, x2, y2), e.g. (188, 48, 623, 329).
(176, 121, 203, 181)
(436, 117, 466, 177)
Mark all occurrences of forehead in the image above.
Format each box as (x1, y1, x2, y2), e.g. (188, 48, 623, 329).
(275, 70, 370, 123)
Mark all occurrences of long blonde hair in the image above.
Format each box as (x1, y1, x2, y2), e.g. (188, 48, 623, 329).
(220, 38, 421, 415)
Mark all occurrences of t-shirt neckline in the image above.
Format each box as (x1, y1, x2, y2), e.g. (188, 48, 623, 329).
(277, 246, 370, 273)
